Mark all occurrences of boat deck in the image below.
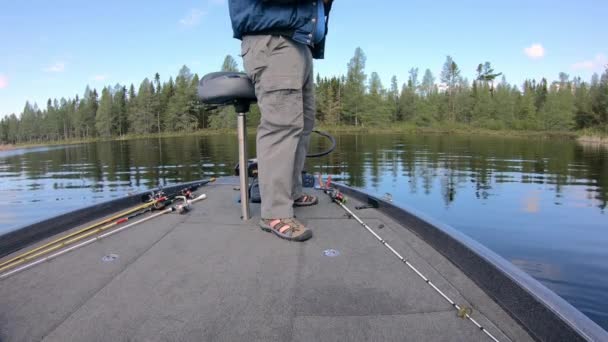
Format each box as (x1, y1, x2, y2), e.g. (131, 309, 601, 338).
(0, 179, 533, 341)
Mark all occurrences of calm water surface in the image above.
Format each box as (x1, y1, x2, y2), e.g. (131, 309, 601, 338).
(0, 133, 606, 330)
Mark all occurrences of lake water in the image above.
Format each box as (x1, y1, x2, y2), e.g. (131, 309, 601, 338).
(0, 133, 606, 330)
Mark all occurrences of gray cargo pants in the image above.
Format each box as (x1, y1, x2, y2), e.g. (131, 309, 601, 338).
(241, 35, 315, 219)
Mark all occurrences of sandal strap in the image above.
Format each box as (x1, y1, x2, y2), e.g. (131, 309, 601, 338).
(268, 219, 290, 234)
(268, 218, 304, 235)
(295, 194, 316, 203)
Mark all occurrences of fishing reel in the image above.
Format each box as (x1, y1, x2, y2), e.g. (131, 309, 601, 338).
(149, 190, 168, 210)
(316, 174, 347, 204)
(234, 159, 259, 178)
(328, 188, 346, 204)
(175, 196, 191, 214)
(180, 188, 193, 200)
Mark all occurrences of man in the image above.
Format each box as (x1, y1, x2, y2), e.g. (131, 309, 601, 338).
(228, 0, 333, 242)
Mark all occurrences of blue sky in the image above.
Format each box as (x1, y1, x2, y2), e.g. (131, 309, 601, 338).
(1, 0, 606, 117)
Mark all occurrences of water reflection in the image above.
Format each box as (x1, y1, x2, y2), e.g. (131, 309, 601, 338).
(0, 133, 607, 329)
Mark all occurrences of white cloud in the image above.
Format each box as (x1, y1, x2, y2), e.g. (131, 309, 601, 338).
(524, 44, 545, 59)
(572, 54, 607, 71)
(44, 62, 66, 73)
(179, 9, 206, 27)
(91, 75, 108, 82)
(0, 74, 8, 89)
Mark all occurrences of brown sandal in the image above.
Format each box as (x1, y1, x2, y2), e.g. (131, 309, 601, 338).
(259, 218, 313, 242)
(293, 194, 318, 207)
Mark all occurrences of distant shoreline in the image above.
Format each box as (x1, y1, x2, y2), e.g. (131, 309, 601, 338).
(577, 135, 608, 147)
(2, 126, 607, 150)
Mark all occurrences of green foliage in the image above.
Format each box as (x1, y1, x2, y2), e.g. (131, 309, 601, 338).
(113, 85, 128, 136)
(421, 69, 436, 98)
(399, 82, 416, 122)
(165, 67, 198, 132)
(342, 47, 367, 126)
(539, 84, 575, 131)
(2, 54, 608, 145)
(129, 78, 155, 134)
(95, 87, 114, 137)
(221, 55, 239, 72)
(440, 56, 462, 122)
(208, 107, 237, 129)
(362, 72, 391, 126)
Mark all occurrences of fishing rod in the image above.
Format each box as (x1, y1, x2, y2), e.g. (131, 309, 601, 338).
(0, 206, 157, 274)
(0, 178, 214, 273)
(0, 193, 208, 280)
(318, 177, 501, 342)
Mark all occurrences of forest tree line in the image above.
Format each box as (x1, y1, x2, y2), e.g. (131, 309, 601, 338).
(1, 48, 608, 144)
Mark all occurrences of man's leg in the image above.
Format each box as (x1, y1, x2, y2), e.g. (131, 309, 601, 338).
(242, 35, 308, 219)
(292, 47, 315, 199)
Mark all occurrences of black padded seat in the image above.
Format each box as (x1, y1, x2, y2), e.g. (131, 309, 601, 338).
(198, 72, 257, 105)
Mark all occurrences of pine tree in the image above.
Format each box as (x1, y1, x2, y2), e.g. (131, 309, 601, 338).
(539, 81, 575, 131)
(476, 62, 502, 95)
(19, 102, 38, 141)
(113, 85, 128, 136)
(129, 78, 155, 134)
(574, 82, 596, 128)
(535, 78, 548, 112)
(596, 68, 608, 130)
(221, 55, 239, 72)
(362, 72, 390, 125)
(517, 80, 539, 130)
(343, 47, 367, 126)
(315, 74, 328, 123)
(421, 69, 436, 98)
(165, 66, 197, 131)
(494, 77, 517, 128)
(76, 87, 98, 138)
(409, 68, 419, 92)
(5, 53, 608, 142)
(399, 82, 415, 122)
(387, 75, 399, 122)
(95, 87, 115, 137)
(440, 56, 461, 122)
(154, 73, 162, 134)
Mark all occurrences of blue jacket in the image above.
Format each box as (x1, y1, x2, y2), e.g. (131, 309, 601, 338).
(228, 0, 333, 59)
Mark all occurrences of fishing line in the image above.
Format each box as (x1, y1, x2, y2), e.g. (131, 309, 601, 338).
(323, 184, 501, 342)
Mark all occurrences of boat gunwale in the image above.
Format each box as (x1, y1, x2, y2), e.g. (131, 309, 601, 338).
(334, 182, 608, 342)
(2, 178, 606, 341)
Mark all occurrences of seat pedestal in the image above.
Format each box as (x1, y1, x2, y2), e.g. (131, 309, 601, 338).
(237, 110, 250, 220)
(197, 72, 257, 221)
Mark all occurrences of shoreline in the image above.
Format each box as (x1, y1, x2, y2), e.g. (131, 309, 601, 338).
(2, 126, 607, 150)
(577, 135, 608, 148)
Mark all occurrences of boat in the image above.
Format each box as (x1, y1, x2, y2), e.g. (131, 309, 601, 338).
(1, 72, 607, 342)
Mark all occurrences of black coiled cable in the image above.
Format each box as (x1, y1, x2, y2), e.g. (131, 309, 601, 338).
(307, 130, 336, 158)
